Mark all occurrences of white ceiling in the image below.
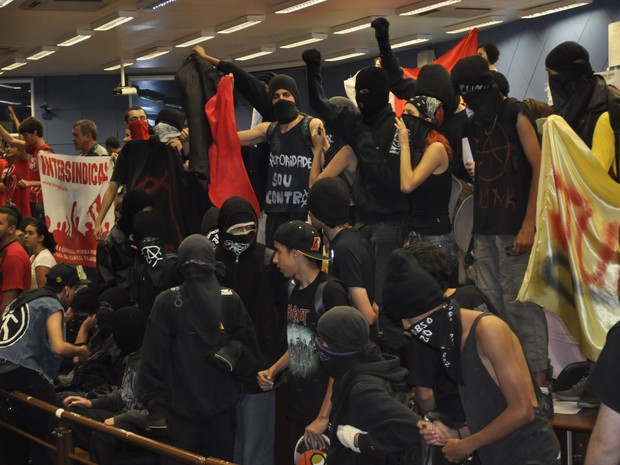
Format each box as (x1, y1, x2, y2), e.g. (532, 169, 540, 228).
(0, 0, 581, 78)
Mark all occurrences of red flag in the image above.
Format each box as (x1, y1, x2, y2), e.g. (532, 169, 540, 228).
(395, 28, 479, 115)
(205, 75, 260, 216)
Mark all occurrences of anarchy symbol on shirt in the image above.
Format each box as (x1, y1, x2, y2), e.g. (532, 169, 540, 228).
(141, 245, 163, 268)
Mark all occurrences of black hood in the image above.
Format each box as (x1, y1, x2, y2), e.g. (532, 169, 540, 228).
(218, 196, 258, 239)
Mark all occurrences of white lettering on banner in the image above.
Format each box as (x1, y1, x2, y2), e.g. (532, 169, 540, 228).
(269, 153, 312, 169)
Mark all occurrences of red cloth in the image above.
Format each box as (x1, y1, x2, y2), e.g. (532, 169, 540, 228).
(205, 75, 260, 216)
(394, 28, 479, 115)
(3, 157, 32, 216)
(0, 158, 7, 207)
(0, 240, 31, 292)
(29, 143, 52, 204)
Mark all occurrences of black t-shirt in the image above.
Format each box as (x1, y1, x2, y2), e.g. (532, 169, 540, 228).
(286, 272, 349, 421)
(328, 228, 375, 303)
(586, 321, 620, 414)
(408, 286, 496, 422)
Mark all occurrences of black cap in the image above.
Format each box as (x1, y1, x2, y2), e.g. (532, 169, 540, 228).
(273, 221, 328, 261)
(46, 264, 90, 291)
(451, 55, 494, 95)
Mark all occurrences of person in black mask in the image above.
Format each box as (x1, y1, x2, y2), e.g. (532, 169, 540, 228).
(131, 210, 181, 316)
(383, 249, 559, 465)
(96, 189, 153, 291)
(315, 306, 421, 465)
(451, 55, 551, 401)
(545, 41, 620, 175)
(214, 196, 286, 465)
(303, 48, 409, 362)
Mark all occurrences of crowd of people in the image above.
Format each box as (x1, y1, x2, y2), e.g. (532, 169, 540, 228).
(0, 15, 619, 465)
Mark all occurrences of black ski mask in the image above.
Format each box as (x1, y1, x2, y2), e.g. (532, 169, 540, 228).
(218, 196, 257, 262)
(355, 66, 390, 116)
(463, 87, 502, 131)
(273, 99, 300, 124)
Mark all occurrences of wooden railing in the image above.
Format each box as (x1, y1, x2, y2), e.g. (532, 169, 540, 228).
(0, 389, 236, 465)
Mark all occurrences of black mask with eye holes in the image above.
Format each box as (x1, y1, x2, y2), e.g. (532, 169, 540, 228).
(273, 100, 300, 124)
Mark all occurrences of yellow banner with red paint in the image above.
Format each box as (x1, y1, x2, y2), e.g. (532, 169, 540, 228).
(518, 115, 620, 361)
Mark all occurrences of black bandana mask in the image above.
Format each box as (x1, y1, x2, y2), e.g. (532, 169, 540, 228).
(315, 338, 361, 378)
(273, 100, 300, 124)
(401, 114, 434, 166)
(221, 221, 257, 262)
(464, 88, 502, 130)
(548, 73, 594, 128)
(407, 301, 463, 384)
(139, 237, 166, 268)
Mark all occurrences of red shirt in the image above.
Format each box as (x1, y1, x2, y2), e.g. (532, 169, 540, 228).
(0, 158, 7, 207)
(3, 157, 32, 216)
(29, 143, 52, 204)
(0, 240, 31, 292)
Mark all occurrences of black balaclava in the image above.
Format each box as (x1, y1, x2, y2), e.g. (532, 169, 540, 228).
(177, 234, 223, 345)
(201, 206, 221, 245)
(326, 96, 358, 148)
(117, 189, 154, 235)
(112, 306, 147, 355)
(269, 74, 301, 124)
(218, 196, 257, 262)
(355, 66, 390, 116)
(96, 287, 131, 332)
(70, 286, 100, 315)
(132, 210, 168, 288)
(415, 64, 457, 114)
(491, 71, 510, 97)
(545, 41, 595, 128)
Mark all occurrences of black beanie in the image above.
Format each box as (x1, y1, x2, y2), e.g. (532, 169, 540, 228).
(451, 56, 494, 95)
(317, 306, 369, 353)
(118, 189, 154, 235)
(268, 74, 301, 104)
(132, 210, 163, 243)
(155, 108, 185, 131)
(383, 248, 446, 320)
(97, 287, 131, 311)
(355, 66, 390, 114)
(545, 41, 592, 80)
(112, 306, 147, 355)
(491, 71, 510, 96)
(415, 64, 458, 114)
(71, 286, 100, 314)
(308, 178, 350, 227)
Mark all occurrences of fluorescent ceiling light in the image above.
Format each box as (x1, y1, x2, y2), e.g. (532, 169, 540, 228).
(92, 11, 135, 31)
(444, 15, 504, 34)
(0, 73, 4, 77)
(136, 47, 172, 61)
(519, 0, 592, 19)
(27, 46, 59, 61)
(391, 33, 432, 49)
(273, 0, 326, 14)
(0, 0, 14, 7)
(397, 0, 461, 16)
(1, 59, 28, 71)
(0, 84, 21, 89)
(149, 0, 175, 10)
(279, 32, 327, 49)
(332, 16, 377, 35)
(235, 46, 276, 61)
(56, 30, 94, 47)
(174, 31, 215, 48)
(217, 15, 265, 34)
(103, 59, 135, 71)
(325, 48, 368, 62)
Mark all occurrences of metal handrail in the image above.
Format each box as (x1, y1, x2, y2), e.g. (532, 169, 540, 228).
(1, 389, 235, 465)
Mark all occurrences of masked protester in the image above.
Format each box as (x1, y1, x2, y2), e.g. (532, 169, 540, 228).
(139, 234, 261, 464)
(314, 306, 422, 465)
(214, 196, 287, 465)
(131, 210, 182, 316)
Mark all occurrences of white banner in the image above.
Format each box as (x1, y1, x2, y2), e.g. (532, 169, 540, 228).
(39, 153, 114, 267)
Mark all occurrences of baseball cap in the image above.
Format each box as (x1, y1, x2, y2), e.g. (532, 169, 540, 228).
(45, 264, 90, 291)
(273, 220, 328, 261)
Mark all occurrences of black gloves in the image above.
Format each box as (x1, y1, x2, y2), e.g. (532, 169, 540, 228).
(206, 340, 243, 373)
(371, 17, 391, 55)
(302, 49, 322, 70)
(145, 406, 170, 440)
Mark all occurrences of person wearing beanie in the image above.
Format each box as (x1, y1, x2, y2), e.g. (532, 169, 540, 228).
(313, 306, 422, 464)
(258, 220, 349, 457)
(192, 45, 325, 249)
(214, 196, 286, 465)
(303, 47, 409, 361)
(96, 189, 153, 292)
(370, 17, 472, 181)
(545, 41, 620, 173)
(451, 54, 551, 394)
(383, 248, 559, 465)
(308, 178, 378, 335)
(140, 234, 260, 463)
(0, 263, 90, 465)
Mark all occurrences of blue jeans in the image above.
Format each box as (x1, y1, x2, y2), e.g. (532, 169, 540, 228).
(233, 390, 276, 465)
(408, 230, 459, 288)
(474, 234, 549, 373)
(359, 219, 408, 350)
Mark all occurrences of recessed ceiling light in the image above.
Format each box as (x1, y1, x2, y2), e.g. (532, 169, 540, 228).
(103, 59, 135, 71)
(235, 46, 276, 61)
(444, 15, 504, 34)
(1, 59, 28, 71)
(332, 17, 377, 35)
(174, 32, 216, 48)
(397, 0, 461, 16)
(56, 30, 94, 47)
(92, 11, 135, 32)
(26, 46, 59, 61)
(325, 48, 368, 62)
(136, 47, 173, 61)
(217, 15, 265, 34)
(0, 0, 14, 8)
(520, 0, 592, 19)
(279, 32, 327, 49)
(273, 0, 326, 14)
(391, 33, 432, 49)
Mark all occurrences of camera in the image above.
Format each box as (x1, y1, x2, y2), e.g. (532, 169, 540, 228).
(112, 86, 138, 96)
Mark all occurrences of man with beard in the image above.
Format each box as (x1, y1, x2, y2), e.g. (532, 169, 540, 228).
(450, 56, 551, 402)
(303, 48, 409, 359)
(545, 41, 620, 177)
(314, 306, 421, 465)
(139, 235, 260, 464)
(214, 196, 286, 465)
(383, 249, 559, 465)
